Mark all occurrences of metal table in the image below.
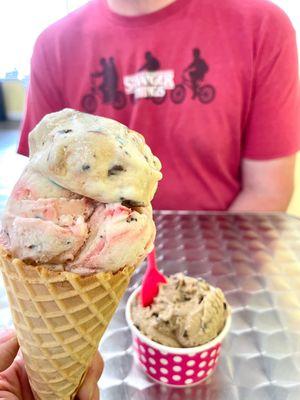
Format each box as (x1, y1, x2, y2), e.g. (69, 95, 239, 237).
(1, 212, 300, 400)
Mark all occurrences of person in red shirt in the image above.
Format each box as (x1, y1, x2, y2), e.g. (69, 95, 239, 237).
(18, 0, 300, 211)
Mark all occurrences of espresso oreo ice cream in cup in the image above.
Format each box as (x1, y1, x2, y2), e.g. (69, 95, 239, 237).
(126, 273, 231, 387)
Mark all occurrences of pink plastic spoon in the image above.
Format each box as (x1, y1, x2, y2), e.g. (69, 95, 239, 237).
(140, 248, 167, 307)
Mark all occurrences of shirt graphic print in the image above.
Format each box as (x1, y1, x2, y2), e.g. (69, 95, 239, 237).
(81, 48, 216, 113)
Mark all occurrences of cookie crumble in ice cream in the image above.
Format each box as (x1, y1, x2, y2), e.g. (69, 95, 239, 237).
(132, 273, 228, 348)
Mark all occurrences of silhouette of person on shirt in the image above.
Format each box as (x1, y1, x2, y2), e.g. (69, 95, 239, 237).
(184, 48, 209, 99)
(106, 57, 119, 102)
(92, 57, 119, 103)
(139, 51, 160, 71)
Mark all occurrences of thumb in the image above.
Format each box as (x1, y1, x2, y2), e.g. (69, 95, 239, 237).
(0, 330, 19, 372)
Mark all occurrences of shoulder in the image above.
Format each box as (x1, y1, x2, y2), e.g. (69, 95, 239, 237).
(220, 0, 295, 33)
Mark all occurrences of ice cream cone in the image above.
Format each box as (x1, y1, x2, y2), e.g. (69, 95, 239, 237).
(0, 247, 136, 400)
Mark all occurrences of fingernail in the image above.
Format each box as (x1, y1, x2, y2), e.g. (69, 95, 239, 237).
(0, 330, 15, 344)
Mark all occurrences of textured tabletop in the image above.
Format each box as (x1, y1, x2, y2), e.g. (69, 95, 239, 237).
(1, 212, 300, 400)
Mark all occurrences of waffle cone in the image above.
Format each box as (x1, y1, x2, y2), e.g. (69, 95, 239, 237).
(0, 248, 136, 399)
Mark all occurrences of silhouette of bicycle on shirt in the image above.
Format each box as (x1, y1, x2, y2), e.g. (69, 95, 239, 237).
(154, 48, 215, 104)
(82, 57, 127, 112)
(171, 49, 215, 104)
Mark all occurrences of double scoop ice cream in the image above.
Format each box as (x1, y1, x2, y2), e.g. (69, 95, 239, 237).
(0, 109, 162, 399)
(1, 108, 162, 274)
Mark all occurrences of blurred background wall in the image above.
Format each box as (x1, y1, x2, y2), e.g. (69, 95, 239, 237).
(0, 0, 299, 215)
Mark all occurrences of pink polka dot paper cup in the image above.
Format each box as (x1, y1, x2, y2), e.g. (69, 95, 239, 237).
(126, 287, 231, 387)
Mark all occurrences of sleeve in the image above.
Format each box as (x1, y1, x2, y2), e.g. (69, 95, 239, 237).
(242, 7, 300, 160)
(18, 32, 64, 156)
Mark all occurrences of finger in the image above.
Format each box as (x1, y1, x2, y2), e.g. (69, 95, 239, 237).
(0, 330, 15, 345)
(92, 385, 100, 400)
(77, 352, 103, 400)
(0, 391, 19, 400)
(0, 357, 34, 399)
(15, 357, 35, 397)
(0, 333, 19, 372)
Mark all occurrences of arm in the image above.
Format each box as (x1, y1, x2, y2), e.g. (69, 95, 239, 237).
(183, 61, 194, 72)
(229, 155, 296, 211)
(91, 71, 103, 77)
(233, 6, 299, 212)
(138, 62, 148, 71)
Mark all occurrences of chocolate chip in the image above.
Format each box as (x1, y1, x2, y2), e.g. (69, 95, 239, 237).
(223, 302, 227, 310)
(183, 330, 188, 338)
(126, 216, 138, 223)
(121, 199, 143, 208)
(82, 164, 91, 171)
(125, 151, 130, 156)
(108, 165, 125, 176)
(66, 241, 71, 245)
(152, 313, 159, 318)
(28, 244, 36, 249)
(58, 129, 72, 134)
(198, 297, 203, 304)
(183, 295, 192, 301)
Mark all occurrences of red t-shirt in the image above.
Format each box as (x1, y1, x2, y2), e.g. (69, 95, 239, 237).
(18, 0, 300, 210)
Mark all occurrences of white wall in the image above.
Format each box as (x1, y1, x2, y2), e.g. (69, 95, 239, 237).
(0, 0, 88, 79)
